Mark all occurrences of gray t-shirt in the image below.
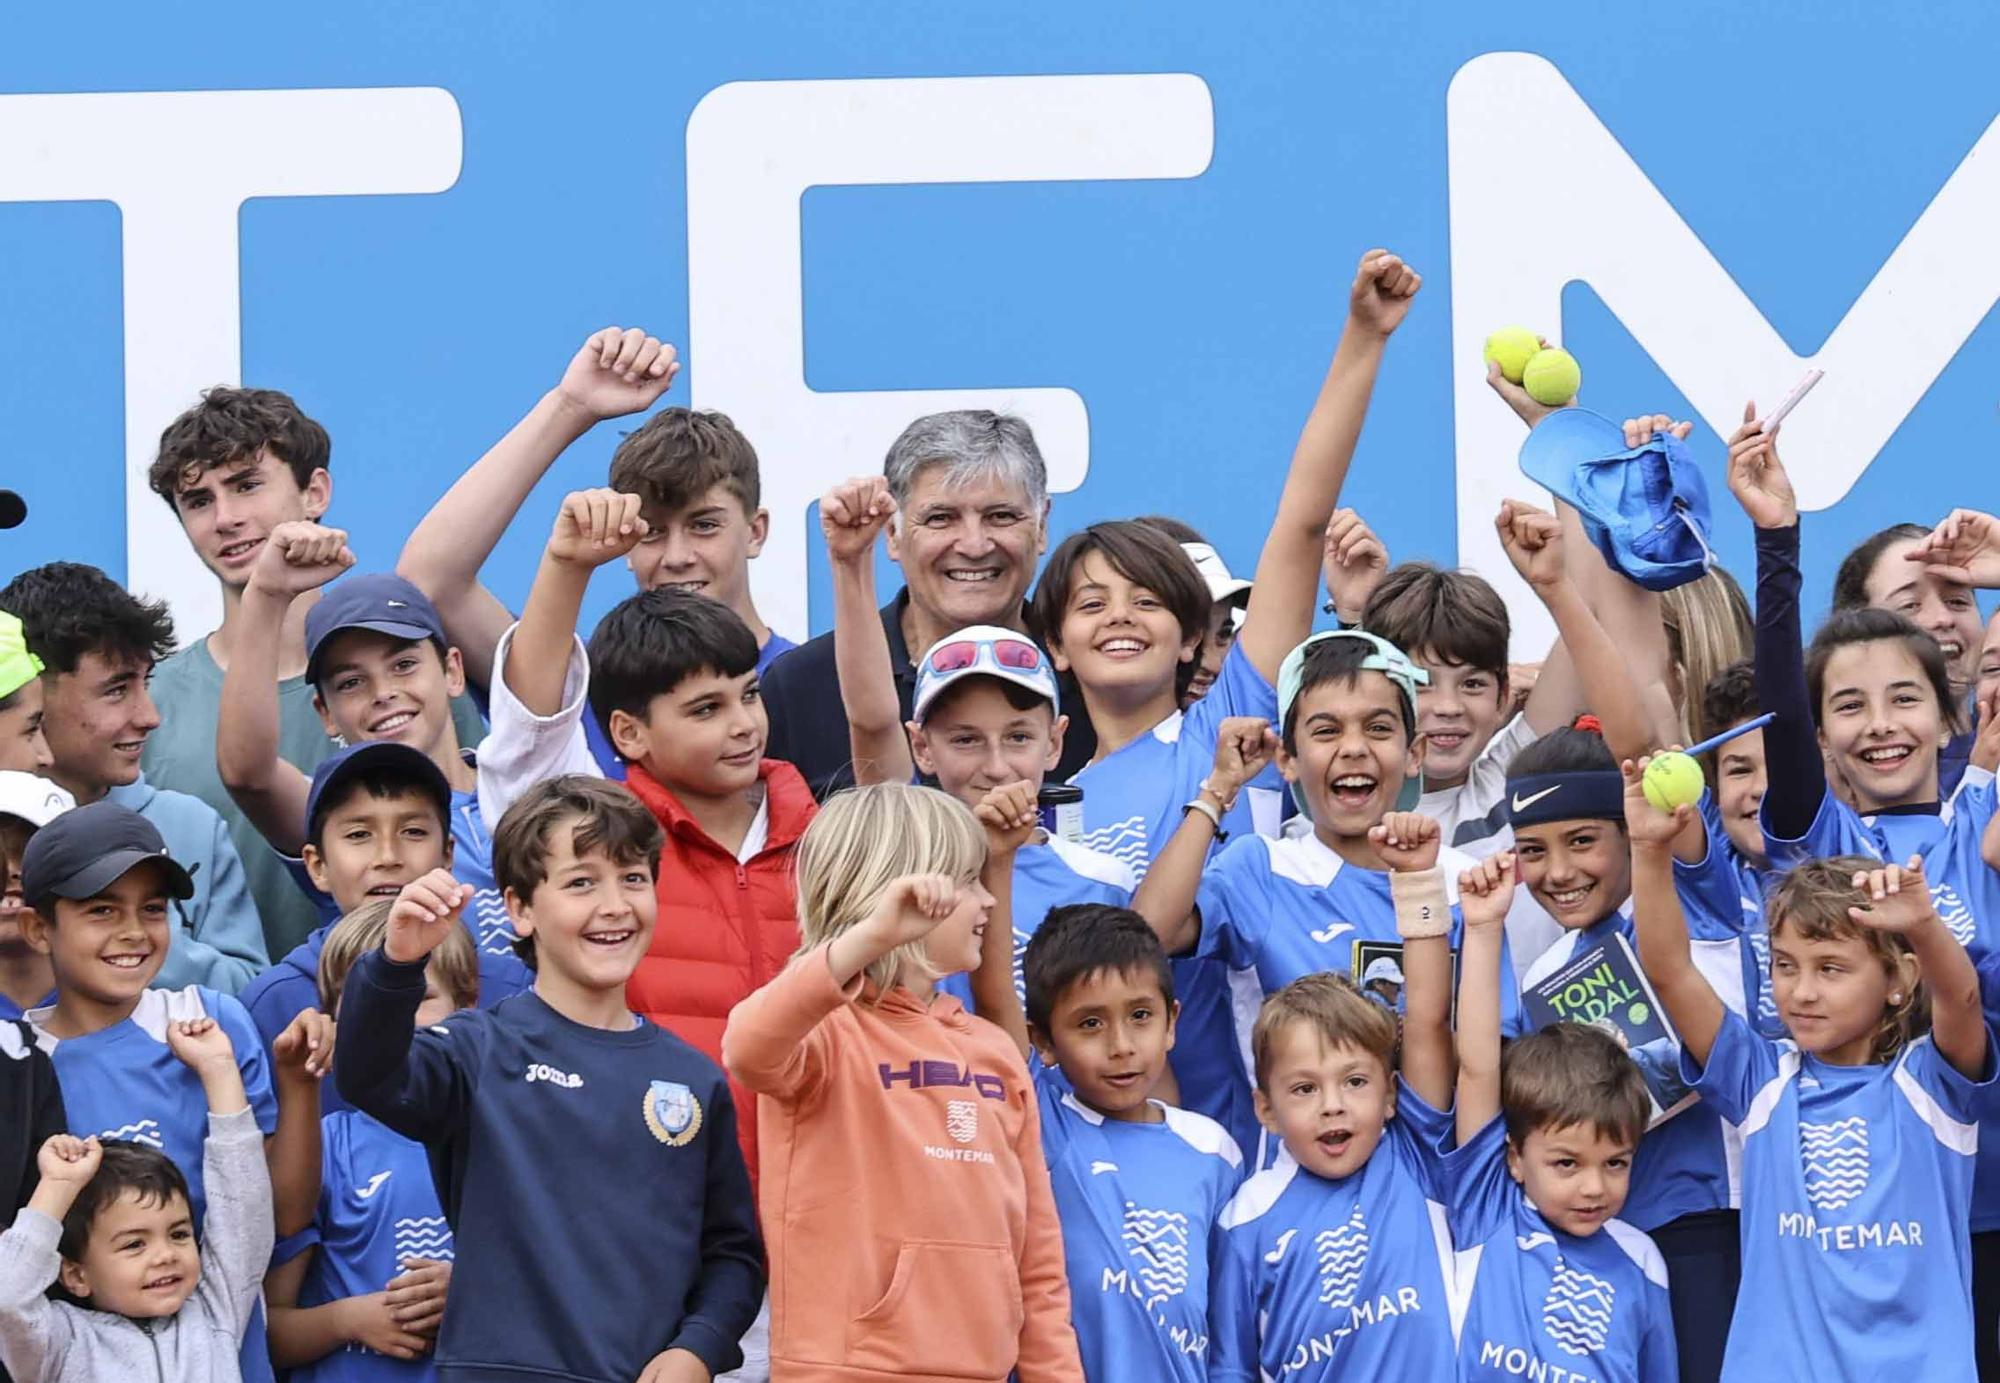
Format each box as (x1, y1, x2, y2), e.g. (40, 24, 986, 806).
(142, 637, 488, 960)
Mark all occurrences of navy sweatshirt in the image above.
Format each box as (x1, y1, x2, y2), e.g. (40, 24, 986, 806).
(334, 949, 764, 1382)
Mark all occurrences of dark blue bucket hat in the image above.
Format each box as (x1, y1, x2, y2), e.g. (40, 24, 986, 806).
(1519, 408, 1715, 592)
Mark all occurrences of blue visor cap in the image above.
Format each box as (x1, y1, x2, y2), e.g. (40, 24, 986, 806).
(1519, 408, 1715, 593)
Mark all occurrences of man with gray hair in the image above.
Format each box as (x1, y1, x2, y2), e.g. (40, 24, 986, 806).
(762, 408, 1093, 797)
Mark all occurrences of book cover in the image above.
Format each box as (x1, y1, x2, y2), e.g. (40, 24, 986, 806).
(1523, 931, 1696, 1126)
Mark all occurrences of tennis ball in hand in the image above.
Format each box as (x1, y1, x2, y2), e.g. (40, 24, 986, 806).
(1484, 327, 1541, 384)
(1522, 347, 1582, 407)
(1642, 752, 1705, 811)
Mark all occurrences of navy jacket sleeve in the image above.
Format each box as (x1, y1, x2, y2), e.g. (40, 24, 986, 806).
(333, 948, 477, 1144)
(665, 1081, 766, 1374)
(1753, 522, 1826, 840)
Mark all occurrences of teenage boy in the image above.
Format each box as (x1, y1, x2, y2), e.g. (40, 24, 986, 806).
(0, 776, 74, 1021)
(0, 564, 264, 992)
(335, 778, 764, 1382)
(14, 802, 281, 1382)
(215, 526, 528, 966)
(139, 386, 483, 958)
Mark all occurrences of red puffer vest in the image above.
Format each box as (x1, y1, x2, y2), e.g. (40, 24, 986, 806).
(622, 757, 816, 1190)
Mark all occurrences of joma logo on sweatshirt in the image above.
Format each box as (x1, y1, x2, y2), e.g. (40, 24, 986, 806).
(524, 1063, 584, 1088)
(877, 1059, 1007, 1100)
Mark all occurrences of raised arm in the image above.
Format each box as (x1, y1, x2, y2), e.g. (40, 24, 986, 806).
(1624, 757, 1726, 1064)
(1373, 812, 1453, 1112)
(1129, 718, 1275, 956)
(823, 477, 912, 787)
(397, 328, 678, 691)
(216, 522, 355, 854)
(1236, 250, 1421, 682)
(1850, 857, 1988, 1080)
(505, 489, 648, 718)
(968, 783, 1038, 1057)
(266, 1008, 334, 1238)
(1452, 853, 1516, 1144)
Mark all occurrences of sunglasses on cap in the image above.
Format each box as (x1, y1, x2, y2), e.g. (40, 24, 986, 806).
(925, 636, 1045, 676)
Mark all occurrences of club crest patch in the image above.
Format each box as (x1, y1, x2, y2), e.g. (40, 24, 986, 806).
(644, 1080, 702, 1146)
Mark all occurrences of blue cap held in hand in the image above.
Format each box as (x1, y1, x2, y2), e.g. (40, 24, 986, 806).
(1519, 408, 1715, 593)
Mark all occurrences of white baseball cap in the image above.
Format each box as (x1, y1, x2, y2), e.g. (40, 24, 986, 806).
(0, 773, 74, 830)
(1361, 957, 1406, 988)
(1180, 542, 1253, 607)
(912, 627, 1060, 724)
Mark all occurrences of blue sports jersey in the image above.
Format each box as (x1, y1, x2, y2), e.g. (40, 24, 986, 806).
(1685, 1011, 1992, 1382)
(1688, 793, 1779, 1038)
(942, 836, 1135, 1012)
(28, 985, 281, 1383)
(1034, 1068, 1241, 1381)
(290, 1110, 452, 1383)
(1068, 641, 1276, 1158)
(1520, 901, 1745, 1233)
(0, 989, 54, 1024)
(1444, 1115, 1677, 1383)
(1210, 1081, 1457, 1381)
(1761, 777, 2000, 1231)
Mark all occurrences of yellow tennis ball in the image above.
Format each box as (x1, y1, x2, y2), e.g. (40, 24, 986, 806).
(1483, 326, 1541, 384)
(1642, 752, 1704, 811)
(1522, 347, 1581, 407)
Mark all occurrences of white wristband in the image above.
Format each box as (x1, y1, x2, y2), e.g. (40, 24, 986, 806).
(1184, 796, 1223, 831)
(1390, 866, 1451, 940)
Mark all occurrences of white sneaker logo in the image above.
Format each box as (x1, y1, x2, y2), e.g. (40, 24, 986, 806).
(356, 1170, 393, 1200)
(1801, 1117, 1869, 1212)
(1511, 785, 1561, 814)
(1516, 1231, 1555, 1252)
(1121, 1204, 1192, 1311)
(1313, 1204, 1371, 1312)
(1090, 1160, 1119, 1176)
(1310, 922, 1353, 945)
(1542, 1257, 1616, 1356)
(1265, 1228, 1297, 1265)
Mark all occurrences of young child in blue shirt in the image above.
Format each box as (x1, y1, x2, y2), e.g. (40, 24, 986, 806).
(335, 775, 763, 1382)
(1207, 813, 1461, 1380)
(965, 883, 1242, 1382)
(1446, 850, 1678, 1382)
(268, 898, 478, 1380)
(1629, 751, 1995, 1382)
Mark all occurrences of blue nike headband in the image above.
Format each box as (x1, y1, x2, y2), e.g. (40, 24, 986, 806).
(1504, 771, 1625, 829)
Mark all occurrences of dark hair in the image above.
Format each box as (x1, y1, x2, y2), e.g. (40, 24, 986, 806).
(1767, 855, 1928, 1062)
(1280, 636, 1417, 754)
(922, 673, 1054, 726)
(1506, 724, 1616, 778)
(306, 765, 452, 850)
(1804, 607, 1959, 734)
(1700, 660, 1761, 781)
(0, 564, 176, 678)
(1500, 1023, 1650, 1148)
(607, 408, 761, 517)
(1362, 563, 1511, 679)
(57, 1140, 191, 1264)
(1029, 522, 1209, 704)
(586, 589, 760, 745)
(148, 387, 330, 509)
(1130, 515, 1207, 546)
(1021, 904, 1175, 1031)
(1831, 524, 1929, 613)
(491, 776, 663, 967)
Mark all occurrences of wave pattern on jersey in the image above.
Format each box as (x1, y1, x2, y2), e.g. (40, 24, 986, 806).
(1931, 883, 1976, 946)
(98, 1118, 163, 1148)
(1800, 1116, 1870, 1212)
(1121, 1203, 1192, 1311)
(1081, 817, 1151, 876)
(469, 887, 518, 958)
(1541, 1257, 1616, 1356)
(1313, 1204, 1370, 1312)
(393, 1215, 455, 1262)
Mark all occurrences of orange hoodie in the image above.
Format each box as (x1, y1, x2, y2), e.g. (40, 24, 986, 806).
(723, 945, 1083, 1383)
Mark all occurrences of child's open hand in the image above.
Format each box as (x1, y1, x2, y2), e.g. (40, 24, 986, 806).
(864, 874, 964, 950)
(974, 782, 1039, 857)
(1348, 249, 1422, 339)
(1495, 499, 1566, 592)
(1370, 812, 1441, 873)
(1725, 402, 1797, 530)
(247, 521, 355, 600)
(1457, 852, 1516, 935)
(273, 1007, 336, 1083)
(165, 1016, 238, 1074)
(1209, 717, 1278, 797)
(1621, 756, 1692, 848)
(386, 869, 472, 965)
(548, 488, 648, 569)
(1908, 508, 2000, 590)
(36, 1134, 100, 1190)
(554, 326, 679, 422)
(1322, 509, 1389, 625)
(1848, 857, 1940, 936)
(1485, 333, 1564, 429)
(386, 1257, 452, 1337)
(1620, 414, 1695, 448)
(819, 476, 896, 567)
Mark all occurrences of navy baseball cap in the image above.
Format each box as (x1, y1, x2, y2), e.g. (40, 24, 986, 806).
(304, 573, 449, 687)
(304, 741, 453, 843)
(21, 800, 194, 910)
(1519, 409, 1716, 593)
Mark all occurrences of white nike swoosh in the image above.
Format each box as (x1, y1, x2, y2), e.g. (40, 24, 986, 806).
(1516, 1232, 1555, 1251)
(1090, 1160, 1119, 1176)
(1265, 1229, 1297, 1265)
(1511, 785, 1560, 813)
(357, 1171, 394, 1200)
(1310, 923, 1353, 945)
